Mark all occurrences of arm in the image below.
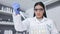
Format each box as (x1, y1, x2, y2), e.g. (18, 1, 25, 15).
(50, 20, 59, 34)
(13, 12, 29, 31)
(12, 3, 29, 32)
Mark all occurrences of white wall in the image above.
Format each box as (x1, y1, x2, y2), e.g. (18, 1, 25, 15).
(46, 6, 60, 31)
(25, 8, 34, 18)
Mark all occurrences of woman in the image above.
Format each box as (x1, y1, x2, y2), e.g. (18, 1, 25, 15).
(13, 2, 59, 34)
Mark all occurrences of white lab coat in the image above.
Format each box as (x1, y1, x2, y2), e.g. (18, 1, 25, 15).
(13, 12, 59, 34)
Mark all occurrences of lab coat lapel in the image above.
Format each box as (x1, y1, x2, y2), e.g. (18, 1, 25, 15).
(34, 17, 47, 23)
(40, 17, 47, 23)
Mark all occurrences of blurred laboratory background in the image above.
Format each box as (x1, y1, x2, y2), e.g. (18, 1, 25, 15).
(0, 0, 60, 34)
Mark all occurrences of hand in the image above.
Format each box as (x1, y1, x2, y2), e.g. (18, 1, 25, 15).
(12, 3, 20, 15)
(14, 9, 20, 15)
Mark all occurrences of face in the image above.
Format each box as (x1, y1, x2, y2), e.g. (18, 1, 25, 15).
(34, 5, 44, 19)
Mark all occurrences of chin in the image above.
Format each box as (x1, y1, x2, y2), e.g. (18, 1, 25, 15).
(36, 16, 42, 18)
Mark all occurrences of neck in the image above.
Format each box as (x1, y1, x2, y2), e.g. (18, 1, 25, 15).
(35, 17, 43, 22)
(36, 17, 43, 20)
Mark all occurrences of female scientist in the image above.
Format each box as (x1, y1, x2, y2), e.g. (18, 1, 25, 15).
(12, 2, 59, 34)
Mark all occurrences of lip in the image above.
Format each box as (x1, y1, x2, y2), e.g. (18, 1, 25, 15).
(37, 13, 41, 16)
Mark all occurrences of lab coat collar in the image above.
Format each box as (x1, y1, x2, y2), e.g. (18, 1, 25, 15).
(34, 16, 47, 23)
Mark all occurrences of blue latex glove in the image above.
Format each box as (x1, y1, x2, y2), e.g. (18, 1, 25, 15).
(12, 3, 20, 14)
(14, 9, 20, 15)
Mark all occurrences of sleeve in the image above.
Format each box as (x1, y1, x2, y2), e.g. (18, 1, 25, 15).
(12, 12, 29, 31)
(50, 20, 59, 34)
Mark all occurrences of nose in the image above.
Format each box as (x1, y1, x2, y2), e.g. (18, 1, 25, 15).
(37, 10, 41, 13)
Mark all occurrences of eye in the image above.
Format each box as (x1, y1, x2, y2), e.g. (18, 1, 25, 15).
(34, 8, 44, 11)
(40, 9, 44, 10)
(34, 9, 37, 11)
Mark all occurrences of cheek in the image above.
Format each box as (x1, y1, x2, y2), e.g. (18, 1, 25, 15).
(35, 11, 44, 16)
